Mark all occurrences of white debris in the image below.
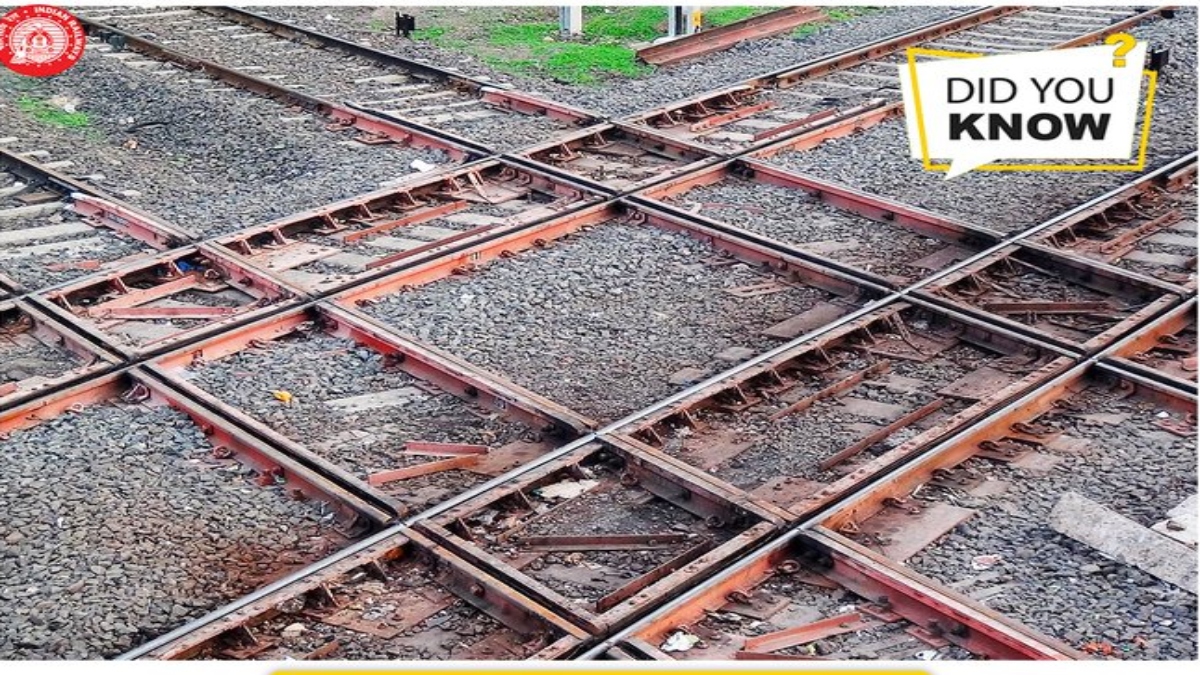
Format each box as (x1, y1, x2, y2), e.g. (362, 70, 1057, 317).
(661, 630, 701, 652)
(971, 554, 1004, 570)
(535, 479, 598, 500)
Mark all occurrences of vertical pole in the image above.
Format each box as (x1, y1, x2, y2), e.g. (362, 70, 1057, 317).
(668, 6, 699, 37)
(559, 5, 583, 36)
(668, 6, 683, 37)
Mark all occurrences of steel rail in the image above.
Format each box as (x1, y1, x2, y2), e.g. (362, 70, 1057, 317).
(199, 6, 604, 126)
(573, 153, 1199, 660)
(111, 143, 1199, 658)
(756, 6, 1022, 87)
(625, 6, 1175, 158)
(118, 278, 918, 659)
(3, 4, 1183, 658)
(0, 146, 195, 245)
(78, 18, 494, 160)
(197, 5, 490, 89)
(637, 6, 826, 66)
(1096, 296, 1197, 394)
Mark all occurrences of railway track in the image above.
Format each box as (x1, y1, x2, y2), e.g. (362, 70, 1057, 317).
(0, 4, 1194, 662)
(76, 6, 599, 153)
(1031, 156, 1197, 290)
(0, 146, 191, 294)
(625, 6, 1173, 155)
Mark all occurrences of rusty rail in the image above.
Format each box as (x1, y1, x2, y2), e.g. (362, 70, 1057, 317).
(637, 7, 825, 66)
(2, 2, 1186, 663)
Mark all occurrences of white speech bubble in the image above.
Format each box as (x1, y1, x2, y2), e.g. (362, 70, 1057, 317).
(901, 41, 1149, 179)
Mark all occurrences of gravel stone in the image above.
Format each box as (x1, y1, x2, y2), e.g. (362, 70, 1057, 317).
(362, 221, 854, 421)
(0, 320, 83, 385)
(906, 385, 1198, 659)
(0, 209, 152, 292)
(255, 6, 969, 117)
(764, 9, 1198, 234)
(0, 403, 340, 659)
(184, 332, 532, 509)
(99, 9, 577, 152)
(211, 559, 527, 660)
(663, 176, 958, 284)
(696, 343, 986, 491)
(0, 48, 450, 237)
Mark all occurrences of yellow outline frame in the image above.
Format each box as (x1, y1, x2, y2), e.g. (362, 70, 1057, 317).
(906, 45, 1157, 173)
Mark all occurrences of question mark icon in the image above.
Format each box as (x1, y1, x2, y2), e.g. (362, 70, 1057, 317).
(1105, 33, 1136, 68)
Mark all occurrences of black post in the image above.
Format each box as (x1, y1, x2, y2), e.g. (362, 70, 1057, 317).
(395, 13, 415, 39)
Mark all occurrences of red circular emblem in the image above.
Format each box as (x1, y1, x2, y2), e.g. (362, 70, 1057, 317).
(0, 5, 85, 77)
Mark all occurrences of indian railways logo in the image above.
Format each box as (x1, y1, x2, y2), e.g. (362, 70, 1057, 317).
(0, 5, 85, 77)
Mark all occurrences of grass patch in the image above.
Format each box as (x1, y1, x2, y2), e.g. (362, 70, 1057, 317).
(481, 30, 651, 85)
(794, 6, 883, 38)
(17, 95, 89, 128)
(403, 5, 878, 86)
(407, 9, 662, 85)
(582, 6, 664, 42)
(704, 6, 775, 28)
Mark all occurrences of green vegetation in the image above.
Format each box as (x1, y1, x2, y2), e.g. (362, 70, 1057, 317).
(405, 7, 670, 85)
(581, 6, 664, 42)
(704, 6, 774, 28)
(390, 6, 881, 86)
(17, 95, 89, 128)
(794, 6, 882, 38)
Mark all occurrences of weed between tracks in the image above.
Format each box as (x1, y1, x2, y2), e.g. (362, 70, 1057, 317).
(793, 6, 883, 38)
(16, 95, 90, 128)
(417, 8, 659, 85)
(390, 6, 868, 85)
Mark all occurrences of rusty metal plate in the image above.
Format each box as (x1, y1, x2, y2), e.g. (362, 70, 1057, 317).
(317, 586, 454, 639)
(763, 302, 852, 339)
(937, 366, 1016, 401)
(678, 428, 756, 470)
(863, 333, 956, 362)
(468, 441, 550, 477)
(858, 503, 977, 562)
(449, 629, 527, 659)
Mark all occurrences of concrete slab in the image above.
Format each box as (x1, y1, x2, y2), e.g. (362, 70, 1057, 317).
(325, 386, 426, 413)
(750, 475, 824, 512)
(280, 269, 335, 290)
(878, 373, 929, 394)
(0, 202, 66, 221)
(804, 239, 860, 255)
(323, 252, 377, 272)
(1146, 232, 1197, 248)
(1124, 250, 1193, 268)
(254, 242, 339, 271)
(713, 346, 757, 362)
(405, 225, 462, 241)
(1152, 495, 1198, 548)
(1050, 491, 1196, 593)
(367, 236, 427, 252)
(0, 221, 92, 246)
(0, 237, 105, 260)
(938, 366, 1015, 401)
(668, 366, 708, 386)
(442, 213, 506, 227)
